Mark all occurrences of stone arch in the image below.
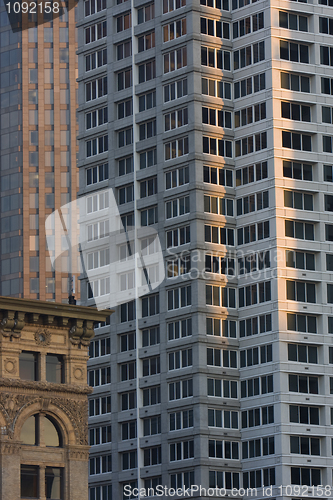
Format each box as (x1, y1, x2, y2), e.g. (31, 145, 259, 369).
(13, 399, 78, 446)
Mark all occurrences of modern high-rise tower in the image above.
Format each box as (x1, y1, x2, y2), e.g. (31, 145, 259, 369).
(0, 0, 79, 301)
(77, 0, 333, 498)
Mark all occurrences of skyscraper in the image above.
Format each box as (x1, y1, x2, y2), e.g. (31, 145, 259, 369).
(0, 0, 79, 301)
(78, 0, 333, 498)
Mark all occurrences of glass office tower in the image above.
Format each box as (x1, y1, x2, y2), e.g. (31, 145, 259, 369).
(77, 0, 333, 498)
(0, 0, 79, 301)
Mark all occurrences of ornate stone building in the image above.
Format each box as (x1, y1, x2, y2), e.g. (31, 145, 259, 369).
(0, 296, 108, 500)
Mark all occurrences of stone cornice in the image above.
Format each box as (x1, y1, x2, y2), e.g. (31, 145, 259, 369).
(0, 378, 93, 395)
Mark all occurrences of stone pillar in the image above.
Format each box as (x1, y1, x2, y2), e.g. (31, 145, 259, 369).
(0, 441, 21, 500)
(67, 447, 90, 500)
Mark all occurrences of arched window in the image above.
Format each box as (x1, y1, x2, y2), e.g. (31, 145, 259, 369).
(20, 414, 62, 447)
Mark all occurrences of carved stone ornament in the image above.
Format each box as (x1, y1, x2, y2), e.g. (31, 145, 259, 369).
(4, 359, 17, 374)
(0, 311, 25, 338)
(34, 329, 51, 346)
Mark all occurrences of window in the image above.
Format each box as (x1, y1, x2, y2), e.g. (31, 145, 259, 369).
(118, 99, 133, 119)
(88, 277, 110, 299)
(142, 326, 160, 346)
(209, 440, 239, 459)
(164, 78, 188, 102)
(237, 191, 269, 215)
(320, 45, 333, 66)
(122, 451, 137, 470)
(241, 375, 274, 397)
(279, 11, 308, 31)
(235, 102, 266, 128)
(289, 374, 318, 394)
(138, 30, 155, 52)
(144, 446, 161, 466)
(140, 148, 157, 169)
(238, 250, 270, 274)
(169, 348, 192, 370)
(286, 280, 316, 303)
(85, 21, 107, 44)
(89, 337, 111, 358)
(167, 285, 191, 310)
(288, 344, 317, 363)
(166, 225, 190, 248)
(143, 356, 160, 376)
(207, 348, 237, 368)
(240, 345, 272, 367)
(120, 300, 135, 323)
(140, 177, 157, 198)
(281, 72, 310, 93)
(200, 0, 229, 8)
(21, 465, 39, 499)
(238, 220, 270, 245)
(201, 46, 230, 70)
(282, 131, 311, 151)
(143, 386, 161, 406)
(207, 378, 238, 398)
(21, 414, 62, 447)
(202, 107, 232, 128)
(88, 366, 111, 386)
(86, 135, 108, 157)
(118, 128, 132, 148)
(281, 101, 310, 122)
(122, 421, 137, 440)
(287, 313, 317, 333)
(139, 119, 156, 140)
(290, 405, 319, 425)
(202, 78, 231, 99)
(241, 406, 274, 428)
(170, 409, 193, 430)
(89, 485, 112, 500)
(121, 391, 136, 411)
(167, 254, 191, 277)
(204, 166, 233, 187)
(326, 224, 333, 241)
(205, 224, 235, 246)
(170, 440, 194, 461)
(280, 40, 309, 63)
(117, 12, 131, 32)
(207, 318, 236, 338)
(327, 284, 333, 303)
(117, 68, 132, 90)
(169, 379, 193, 400)
(323, 136, 333, 153)
(166, 196, 190, 219)
(286, 250, 315, 270)
(236, 162, 267, 186)
(243, 468, 275, 488)
(203, 137, 232, 157)
(139, 60, 156, 83)
(208, 409, 238, 429)
(89, 396, 111, 416)
(139, 90, 156, 112)
(233, 12, 264, 38)
(164, 47, 187, 73)
(285, 220, 314, 240)
(165, 107, 188, 131)
(283, 161, 312, 181)
(291, 468, 321, 486)
(165, 137, 189, 159)
(84, 0, 106, 16)
(201, 17, 230, 39)
(204, 195, 234, 216)
(205, 255, 235, 276)
(86, 163, 108, 186)
(164, 18, 186, 41)
(85, 76, 107, 102)
(235, 132, 267, 156)
(209, 471, 239, 490)
(142, 293, 159, 316)
(20, 352, 37, 381)
(87, 219, 109, 242)
(46, 354, 64, 383)
(166, 166, 189, 190)
(141, 206, 158, 226)
(120, 362, 136, 381)
(85, 48, 107, 72)
(138, 2, 154, 23)
(238, 281, 271, 307)
(144, 416, 161, 436)
(284, 191, 313, 210)
(242, 436, 275, 458)
(89, 425, 112, 445)
(233, 41, 265, 69)
(168, 318, 192, 340)
(163, 0, 186, 14)
(234, 72, 265, 99)
(321, 77, 333, 94)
